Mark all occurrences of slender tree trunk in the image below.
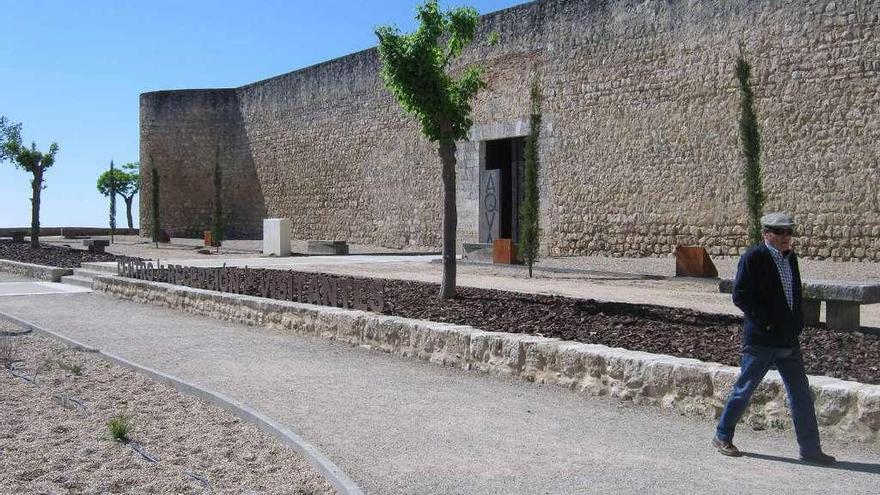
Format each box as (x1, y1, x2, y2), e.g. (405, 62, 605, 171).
(438, 136, 457, 299)
(125, 196, 134, 234)
(30, 170, 42, 248)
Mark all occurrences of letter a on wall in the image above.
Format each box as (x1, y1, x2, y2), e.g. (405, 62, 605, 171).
(479, 169, 501, 243)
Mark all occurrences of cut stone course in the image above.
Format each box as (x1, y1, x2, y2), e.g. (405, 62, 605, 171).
(0, 259, 73, 282)
(94, 275, 880, 446)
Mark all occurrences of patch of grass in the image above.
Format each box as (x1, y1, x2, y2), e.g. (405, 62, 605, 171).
(58, 360, 83, 376)
(107, 414, 133, 442)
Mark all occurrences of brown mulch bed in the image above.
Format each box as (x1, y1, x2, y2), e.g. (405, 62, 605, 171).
(0, 240, 122, 268)
(124, 266, 880, 386)
(384, 280, 880, 385)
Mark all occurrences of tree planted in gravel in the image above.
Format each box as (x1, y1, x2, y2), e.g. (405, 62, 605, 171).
(376, 0, 490, 299)
(211, 146, 223, 251)
(0, 121, 60, 248)
(97, 162, 140, 234)
(519, 78, 542, 278)
(150, 157, 161, 247)
(736, 52, 765, 246)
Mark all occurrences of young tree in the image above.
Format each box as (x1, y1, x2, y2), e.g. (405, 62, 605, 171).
(1, 122, 59, 247)
(376, 0, 488, 299)
(519, 78, 542, 277)
(97, 162, 140, 234)
(211, 146, 223, 251)
(150, 157, 161, 247)
(109, 160, 117, 242)
(736, 53, 765, 246)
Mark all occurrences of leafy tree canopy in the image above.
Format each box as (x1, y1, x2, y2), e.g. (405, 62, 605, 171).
(375, 0, 486, 142)
(97, 162, 140, 198)
(0, 116, 22, 162)
(3, 140, 59, 175)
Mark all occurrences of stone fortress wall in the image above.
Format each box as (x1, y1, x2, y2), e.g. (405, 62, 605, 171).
(141, 0, 880, 260)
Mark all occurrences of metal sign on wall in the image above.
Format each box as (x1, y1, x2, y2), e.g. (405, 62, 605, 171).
(479, 169, 501, 244)
(117, 258, 385, 312)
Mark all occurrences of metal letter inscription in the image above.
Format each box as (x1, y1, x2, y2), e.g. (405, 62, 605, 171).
(480, 169, 501, 243)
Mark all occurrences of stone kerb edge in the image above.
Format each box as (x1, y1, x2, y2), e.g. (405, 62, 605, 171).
(93, 276, 880, 446)
(0, 310, 365, 495)
(0, 259, 73, 282)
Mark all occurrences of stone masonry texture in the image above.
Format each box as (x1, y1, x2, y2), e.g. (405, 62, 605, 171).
(140, 0, 880, 260)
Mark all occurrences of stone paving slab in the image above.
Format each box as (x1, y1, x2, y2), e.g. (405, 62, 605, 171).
(0, 289, 878, 494)
(0, 281, 90, 297)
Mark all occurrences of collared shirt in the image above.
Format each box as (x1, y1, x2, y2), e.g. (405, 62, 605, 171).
(765, 241, 794, 310)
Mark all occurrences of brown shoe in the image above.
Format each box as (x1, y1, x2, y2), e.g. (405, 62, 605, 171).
(712, 437, 743, 457)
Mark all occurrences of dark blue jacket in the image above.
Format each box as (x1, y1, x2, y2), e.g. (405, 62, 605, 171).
(732, 243, 804, 348)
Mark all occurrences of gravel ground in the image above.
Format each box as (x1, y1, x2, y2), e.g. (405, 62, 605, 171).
(0, 321, 337, 495)
(0, 240, 122, 268)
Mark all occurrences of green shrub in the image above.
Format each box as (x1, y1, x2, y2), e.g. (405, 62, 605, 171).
(736, 52, 765, 245)
(107, 414, 132, 442)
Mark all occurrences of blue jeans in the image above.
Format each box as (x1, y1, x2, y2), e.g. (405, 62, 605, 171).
(715, 345, 822, 455)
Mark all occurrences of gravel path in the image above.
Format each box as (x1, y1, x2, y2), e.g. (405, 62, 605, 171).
(1, 293, 879, 494)
(0, 321, 337, 495)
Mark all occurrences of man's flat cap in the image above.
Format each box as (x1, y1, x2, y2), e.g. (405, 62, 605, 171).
(760, 212, 796, 228)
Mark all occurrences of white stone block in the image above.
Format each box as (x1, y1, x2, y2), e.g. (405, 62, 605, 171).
(262, 218, 291, 257)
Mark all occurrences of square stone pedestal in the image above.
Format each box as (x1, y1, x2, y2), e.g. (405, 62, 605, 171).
(263, 219, 291, 257)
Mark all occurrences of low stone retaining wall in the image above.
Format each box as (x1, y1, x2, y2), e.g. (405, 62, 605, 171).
(0, 259, 72, 282)
(94, 276, 880, 446)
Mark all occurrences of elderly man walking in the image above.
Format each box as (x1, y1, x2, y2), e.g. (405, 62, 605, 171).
(712, 212, 835, 465)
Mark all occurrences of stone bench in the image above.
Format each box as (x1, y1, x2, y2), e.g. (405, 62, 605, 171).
(83, 239, 110, 254)
(306, 240, 348, 255)
(719, 279, 880, 331)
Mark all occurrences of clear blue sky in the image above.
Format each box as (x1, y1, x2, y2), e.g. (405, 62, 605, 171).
(0, 0, 525, 229)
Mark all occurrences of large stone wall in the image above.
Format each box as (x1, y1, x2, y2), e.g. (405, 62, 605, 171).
(140, 89, 266, 238)
(141, 0, 880, 260)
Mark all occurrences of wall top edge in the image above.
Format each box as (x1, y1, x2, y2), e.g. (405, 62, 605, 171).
(147, 0, 543, 96)
(140, 88, 238, 99)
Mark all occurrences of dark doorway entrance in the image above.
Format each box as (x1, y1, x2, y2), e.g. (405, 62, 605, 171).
(482, 137, 525, 243)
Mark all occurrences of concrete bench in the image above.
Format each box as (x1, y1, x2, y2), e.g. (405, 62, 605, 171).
(83, 239, 110, 254)
(719, 279, 880, 331)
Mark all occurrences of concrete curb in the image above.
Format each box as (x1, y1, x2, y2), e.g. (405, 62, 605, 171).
(0, 311, 365, 495)
(92, 275, 880, 447)
(0, 259, 73, 282)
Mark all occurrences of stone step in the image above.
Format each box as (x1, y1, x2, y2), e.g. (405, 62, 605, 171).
(60, 274, 95, 289)
(79, 261, 119, 274)
(72, 268, 108, 279)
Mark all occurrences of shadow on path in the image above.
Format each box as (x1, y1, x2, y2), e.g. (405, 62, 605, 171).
(743, 452, 880, 474)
